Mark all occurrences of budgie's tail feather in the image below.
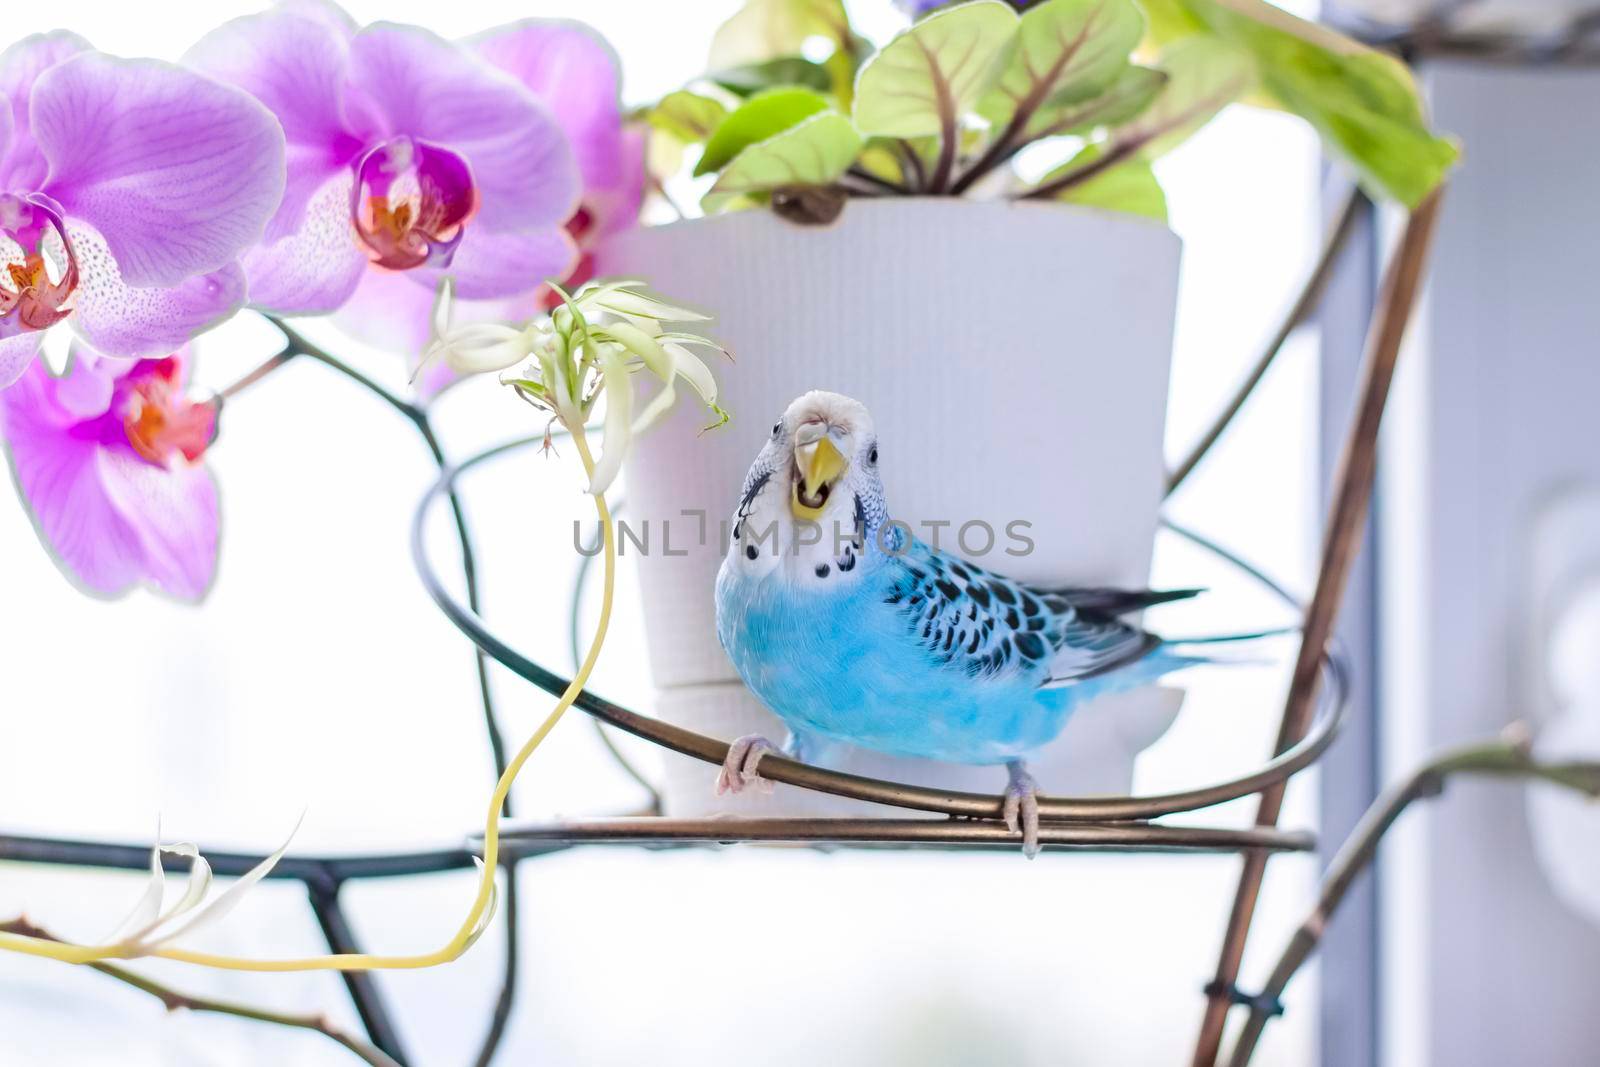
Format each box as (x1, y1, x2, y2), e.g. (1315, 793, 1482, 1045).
(1164, 625, 1300, 645)
(1056, 586, 1205, 616)
(1156, 627, 1300, 672)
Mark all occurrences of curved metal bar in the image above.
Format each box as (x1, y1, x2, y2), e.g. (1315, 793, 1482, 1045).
(493, 818, 1315, 854)
(411, 435, 1350, 825)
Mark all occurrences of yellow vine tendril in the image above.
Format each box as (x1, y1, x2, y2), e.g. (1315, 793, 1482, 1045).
(0, 428, 616, 973)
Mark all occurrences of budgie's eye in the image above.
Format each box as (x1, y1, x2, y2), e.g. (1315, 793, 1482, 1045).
(868, 445, 879, 466)
(772, 422, 782, 439)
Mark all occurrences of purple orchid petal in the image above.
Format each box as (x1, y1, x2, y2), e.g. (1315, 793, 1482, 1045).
(593, 125, 647, 238)
(412, 224, 575, 301)
(239, 171, 366, 315)
(183, 8, 361, 240)
(331, 266, 433, 357)
(33, 52, 286, 289)
(53, 348, 127, 419)
(0, 356, 218, 601)
(0, 31, 89, 189)
(278, 0, 359, 39)
(347, 22, 578, 233)
(0, 329, 41, 389)
(66, 223, 247, 358)
(96, 444, 219, 601)
(470, 21, 623, 194)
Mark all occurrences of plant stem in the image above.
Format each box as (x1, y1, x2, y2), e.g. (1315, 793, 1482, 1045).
(845, 166, 910, 195)
(0, 917, 398, 1067)
(218, 347, 298, 400)
(1224, 730, 1600, 1067)
(570, 508, 663, 814)
(896, 139, 929, 193)
(1017, 138, 1143, 200)
(0, 428, 617, 974)
(258, 317, 518, 1064)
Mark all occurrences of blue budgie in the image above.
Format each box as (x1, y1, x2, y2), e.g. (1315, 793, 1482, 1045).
(714, 390, 1218, 857)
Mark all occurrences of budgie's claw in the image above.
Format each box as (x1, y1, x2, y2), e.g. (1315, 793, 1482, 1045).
(715, 735, 781, 796)
(1003, 761, 1042, 859)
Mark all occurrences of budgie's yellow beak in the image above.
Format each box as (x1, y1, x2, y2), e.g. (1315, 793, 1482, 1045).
(791, 433, 846, 520)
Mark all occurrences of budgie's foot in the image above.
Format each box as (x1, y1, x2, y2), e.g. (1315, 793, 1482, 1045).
(1003, 761, 1042, 860)
(715, 734, 781, 796)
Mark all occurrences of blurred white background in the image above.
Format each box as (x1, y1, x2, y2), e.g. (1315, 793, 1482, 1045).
(0, 1, 1326, 1064)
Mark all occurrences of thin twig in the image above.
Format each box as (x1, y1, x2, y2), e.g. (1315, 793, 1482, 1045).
(1017, 137, 1144, 200)
(648, 174, 689, 221)
(0, 917, 399, 1067)
(845, 166, 910, 195)
(218, 347, 298, 400)
(268, 318, 418, 423)
(1225, 730, 1600, 1067)
(1166, 186, 1368, 496)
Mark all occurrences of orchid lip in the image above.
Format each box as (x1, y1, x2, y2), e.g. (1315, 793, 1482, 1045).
(120, 357, 216, 467)
(0, 193, 79, 332)
(351, 136, 478, 272)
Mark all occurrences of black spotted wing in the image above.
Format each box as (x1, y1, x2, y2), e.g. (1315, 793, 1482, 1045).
(882, 543, 1196, 687)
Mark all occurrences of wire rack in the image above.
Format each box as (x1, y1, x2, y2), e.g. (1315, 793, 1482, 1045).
(0, 182, 1444, 1067)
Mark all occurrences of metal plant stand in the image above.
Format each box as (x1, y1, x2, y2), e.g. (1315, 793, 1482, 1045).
(18, 184, 1558, 1067)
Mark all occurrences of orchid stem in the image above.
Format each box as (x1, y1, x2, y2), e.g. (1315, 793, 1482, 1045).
(0, 917, 398, 1067)
(257, 317, 519, 1064)
(218, 346, 298, 400)
(0, 422, 618, 974)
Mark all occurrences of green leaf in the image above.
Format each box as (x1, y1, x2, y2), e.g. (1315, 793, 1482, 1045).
(710, 56, 833, 96)
(1042, 143, 1168, 221)
(709, 0, 862, 104)
(977, 0, 1145, 141)
(1030, 63, 1166, 139)
(1117, 36, 1253, 160)
(710, 0, 853, 67)
(1136, 0, 1206, 45)
(648, 91, 728, 145)
(1016, 36, 1247, 200)
(696, 87, 832, 176)
(702, 111, 863, 212)
(851, 1, 1020, 139)
(1144, 0, 1458, 206)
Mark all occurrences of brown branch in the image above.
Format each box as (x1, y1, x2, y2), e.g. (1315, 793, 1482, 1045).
(1191, 185, 1447, 1067)
(0, 918, 400, 1067)
(217, 347, 298, 401)
(1225, 728, 1600, 1067)
(1016, 135, 1145, 200)
(1166, 185, 1368, 496)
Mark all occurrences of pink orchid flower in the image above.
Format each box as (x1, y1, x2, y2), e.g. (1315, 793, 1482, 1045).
(313, 17, 647, 381)
(0, 33, 286, 390)
(1, 346, 218, 600)
(184, 0, 582, 327)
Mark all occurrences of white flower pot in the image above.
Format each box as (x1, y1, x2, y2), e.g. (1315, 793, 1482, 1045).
(598, 198, 1183, 817)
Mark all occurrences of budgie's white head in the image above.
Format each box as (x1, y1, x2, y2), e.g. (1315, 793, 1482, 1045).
(726, 390, 891, 584)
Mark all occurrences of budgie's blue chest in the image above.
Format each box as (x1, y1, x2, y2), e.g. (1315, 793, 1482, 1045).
(715, 552, 1078, 765)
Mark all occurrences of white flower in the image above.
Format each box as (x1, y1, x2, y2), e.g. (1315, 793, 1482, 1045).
(97, 817, 302, 958)
(425, 278, 731, 497)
